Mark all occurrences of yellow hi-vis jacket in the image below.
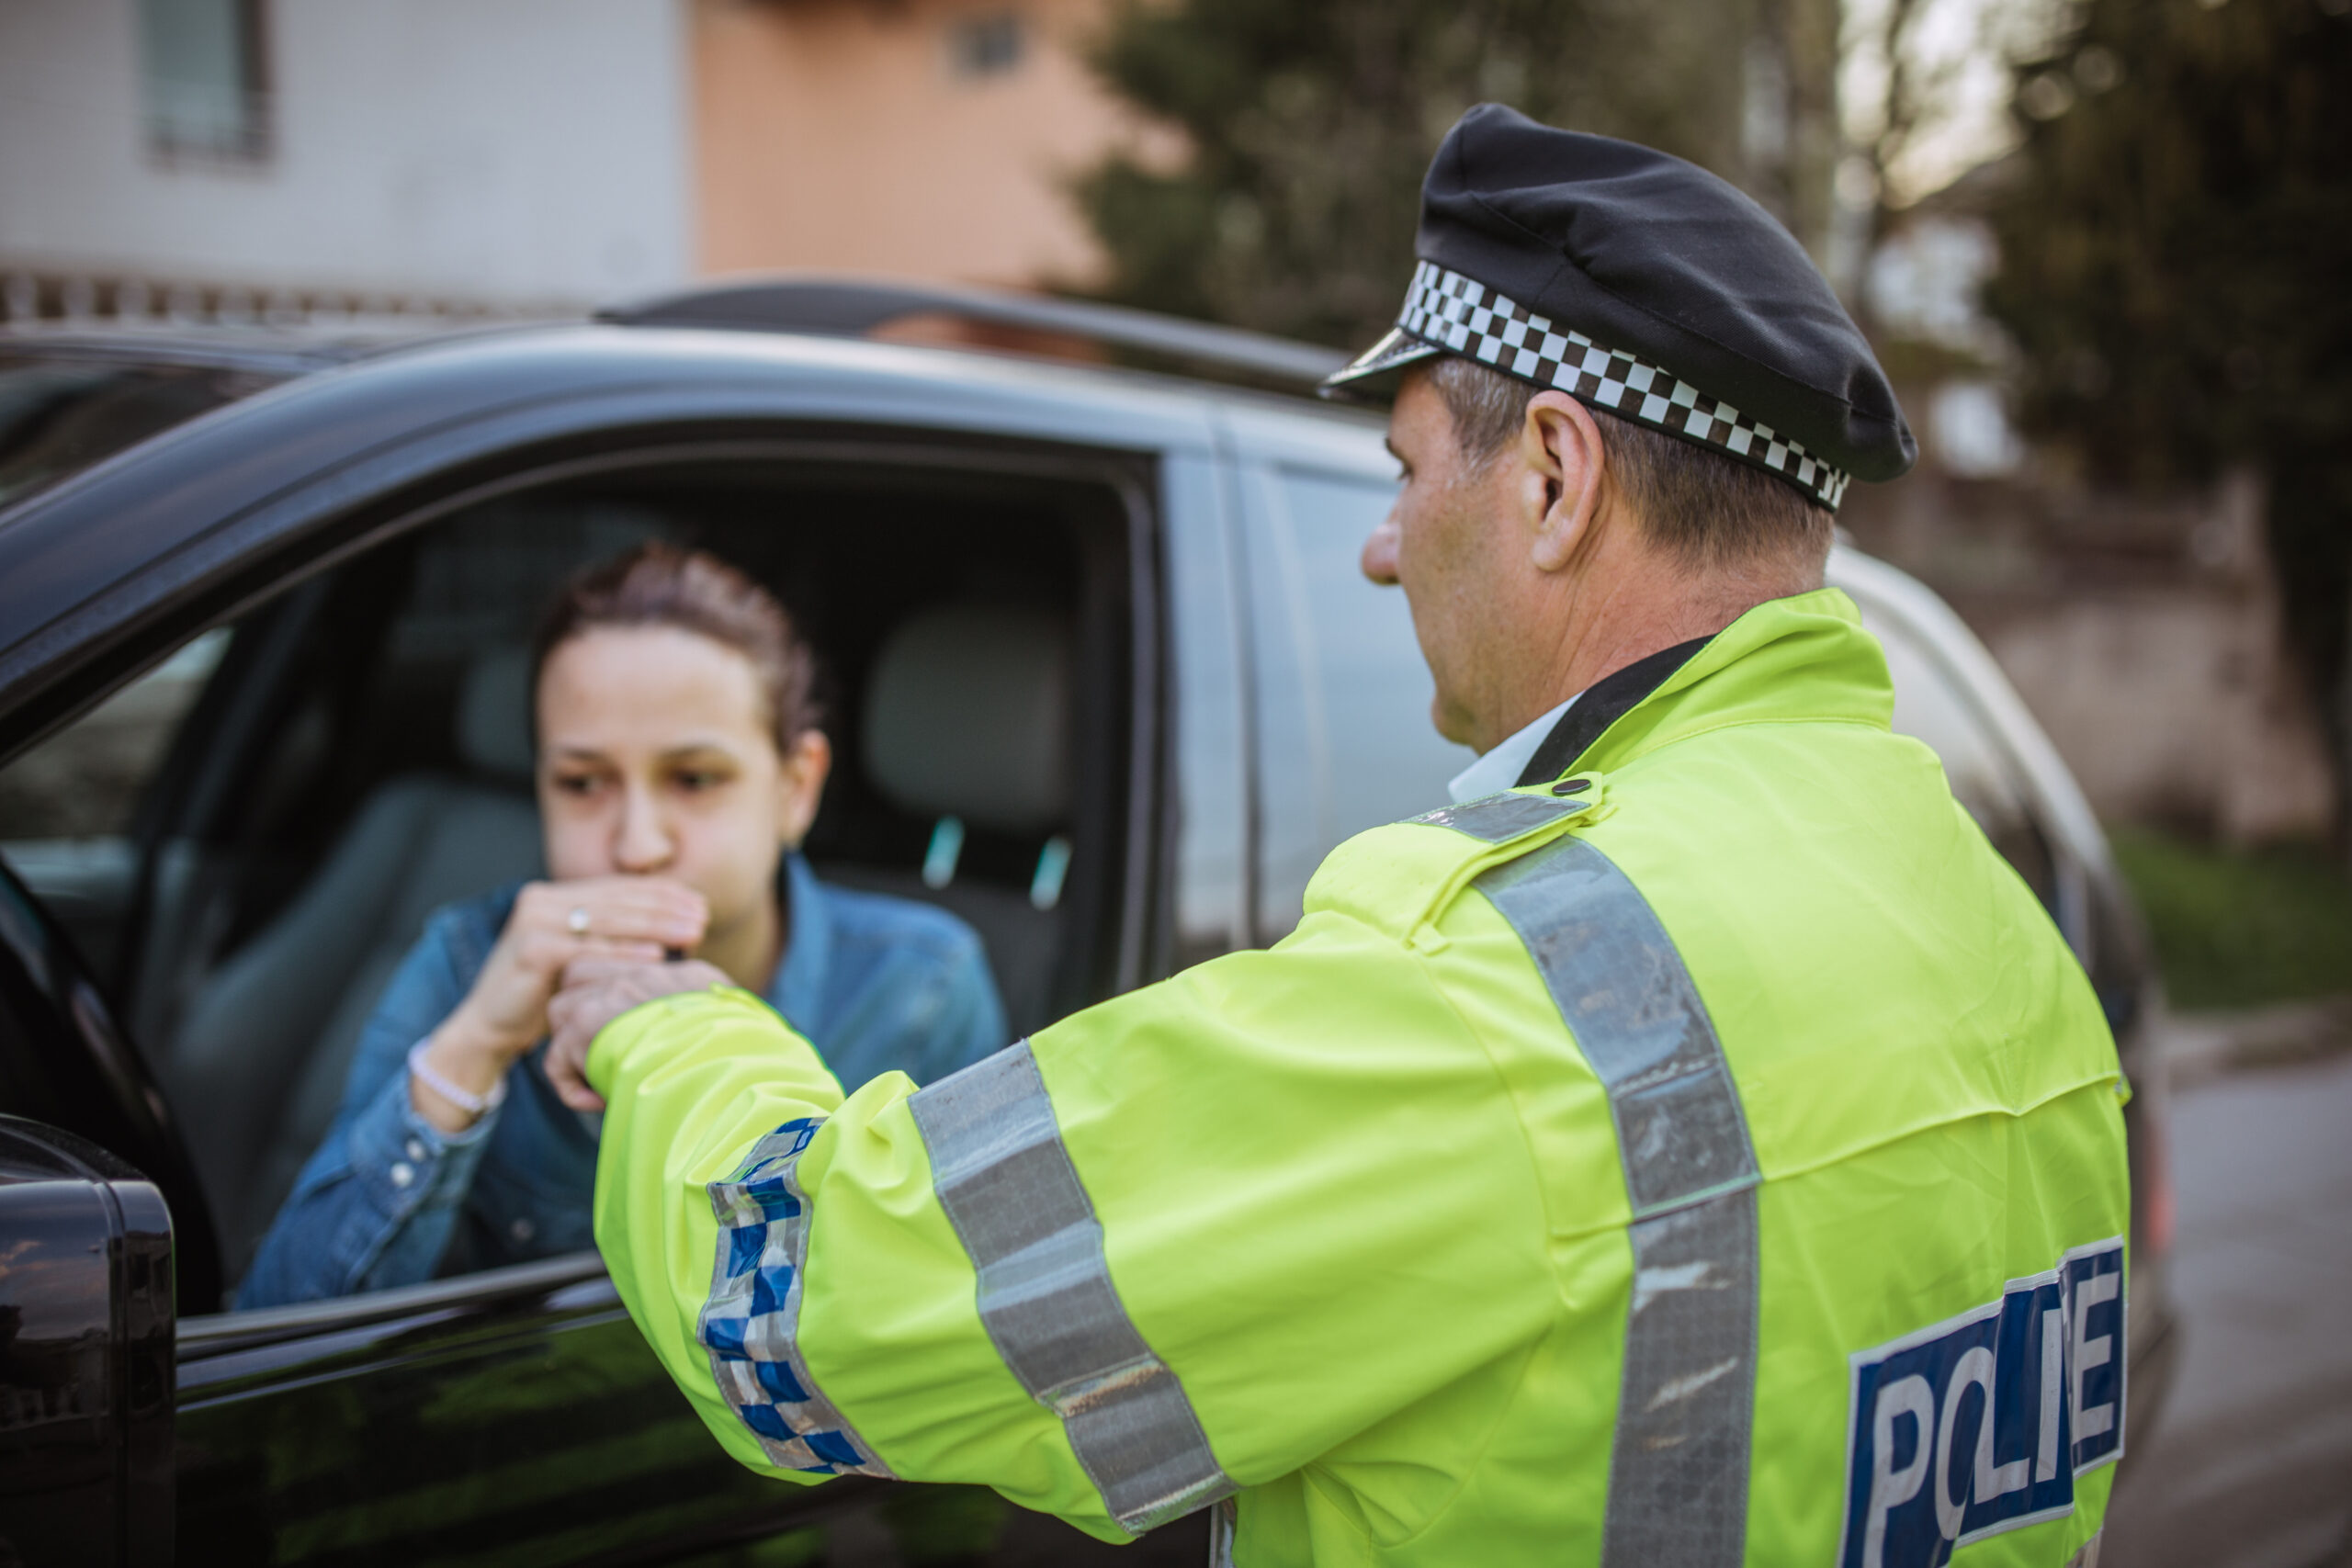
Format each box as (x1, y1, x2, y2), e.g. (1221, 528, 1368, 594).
(587, 588, 2132, 1568)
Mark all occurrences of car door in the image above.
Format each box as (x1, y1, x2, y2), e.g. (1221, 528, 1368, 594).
(0, 326, 1222, 1564)
(3, 826, 855, 1564)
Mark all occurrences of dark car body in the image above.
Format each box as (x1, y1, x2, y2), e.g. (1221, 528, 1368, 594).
(0, 293, 2177, 1565)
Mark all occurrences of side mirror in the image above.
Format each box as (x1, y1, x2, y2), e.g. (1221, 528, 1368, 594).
(0, 1115, 173, 1566)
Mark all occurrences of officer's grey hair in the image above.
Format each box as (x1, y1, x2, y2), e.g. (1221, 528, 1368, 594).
(1425, 355, 1834, 572)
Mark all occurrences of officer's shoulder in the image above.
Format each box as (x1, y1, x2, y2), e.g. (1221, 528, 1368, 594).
(1306, 786, 1600, 939)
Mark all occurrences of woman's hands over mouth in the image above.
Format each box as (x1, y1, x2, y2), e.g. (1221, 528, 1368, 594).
(543, 954, 732, 1111)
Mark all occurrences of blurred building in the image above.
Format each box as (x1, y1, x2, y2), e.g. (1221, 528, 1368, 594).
(0, 0, 695, 321)
(1, 0, 1828, 322)
(0, 0, 1153, 327)
(695, 0, 1166, 290)
(15, 3, 2315, 844)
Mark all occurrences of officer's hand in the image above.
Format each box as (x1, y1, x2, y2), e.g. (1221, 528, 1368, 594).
(545, 956, 731, 1112)
(449, 878, 707, 1060)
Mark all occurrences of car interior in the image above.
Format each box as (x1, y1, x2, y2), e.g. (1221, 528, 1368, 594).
(0, 454, 1145, 1300)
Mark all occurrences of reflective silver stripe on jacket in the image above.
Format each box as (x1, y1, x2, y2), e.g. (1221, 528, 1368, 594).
(1473, 832, 1761, 1568)
(909, 1043, 1236, 1535)
(1401, 789, 1589, 844)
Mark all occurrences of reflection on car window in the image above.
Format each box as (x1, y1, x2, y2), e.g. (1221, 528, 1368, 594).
(1244, 466, 1470, 939)
(0, 627, 234, 975)
(1867, 611, 2060, 909)
(0, 356, 281, 509)
(0, 627, 232, 841)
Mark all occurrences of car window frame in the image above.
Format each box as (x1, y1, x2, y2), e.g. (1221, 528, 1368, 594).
(175, 1247, 611, 1363)
(0, 331, 1221, 770)
(6, 419, 1177, 1332)
(58, 412, 1188, 1564)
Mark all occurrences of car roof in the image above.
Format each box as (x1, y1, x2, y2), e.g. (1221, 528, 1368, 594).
(0, 317, 1389, 722)
(1, 308, 2120, 958)
(0, 322, 442, 377)
(596, 275, 1351, 390)
(2, 273, 1366, 415)
(0, 309, 1392, 540)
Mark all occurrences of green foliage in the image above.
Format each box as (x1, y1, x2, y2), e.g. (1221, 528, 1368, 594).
(2110, 826, 2352, 1009)
(1984, 0, 2352, 809)
(1072, 0, 1765, 348)
(1984, 0, 2352, 490)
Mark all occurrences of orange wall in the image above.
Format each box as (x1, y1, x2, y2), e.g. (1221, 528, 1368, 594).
(693, 0, 1164, 288)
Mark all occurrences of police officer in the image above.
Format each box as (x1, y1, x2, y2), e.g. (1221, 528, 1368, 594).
(547, 107, 2130, 1568)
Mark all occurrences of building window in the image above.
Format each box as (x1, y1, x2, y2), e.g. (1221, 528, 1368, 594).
(138, 0, 271, 162)
(945, 13, 1025, 81)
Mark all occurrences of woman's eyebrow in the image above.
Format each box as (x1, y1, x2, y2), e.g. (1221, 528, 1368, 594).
(657, 739, 739, 761)
(540, 739, 741, 764)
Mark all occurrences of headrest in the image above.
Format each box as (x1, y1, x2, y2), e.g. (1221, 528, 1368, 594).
(456, 646, 536, 785)
(863, 604, 1070, 836)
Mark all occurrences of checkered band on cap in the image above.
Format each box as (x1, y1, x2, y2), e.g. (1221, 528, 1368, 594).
(1397, 261, 1850, 509)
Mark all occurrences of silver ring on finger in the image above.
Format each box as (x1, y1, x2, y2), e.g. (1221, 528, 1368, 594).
(567, 906, 591, 936)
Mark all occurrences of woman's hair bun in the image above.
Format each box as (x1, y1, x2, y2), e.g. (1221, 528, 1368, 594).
(533, 541, 820, 748)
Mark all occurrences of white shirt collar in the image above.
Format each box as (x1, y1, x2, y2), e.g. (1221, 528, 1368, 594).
(1446, 694, 1580, 804)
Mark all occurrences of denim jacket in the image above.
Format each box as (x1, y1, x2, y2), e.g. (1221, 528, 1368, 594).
(240, 854, 1006, 1306)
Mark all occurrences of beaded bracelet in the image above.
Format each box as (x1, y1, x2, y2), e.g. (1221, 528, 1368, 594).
(406, 1039, 508, 1117)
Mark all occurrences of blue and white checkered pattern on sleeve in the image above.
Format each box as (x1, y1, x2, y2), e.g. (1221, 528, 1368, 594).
(695, 1117, 893, 1476)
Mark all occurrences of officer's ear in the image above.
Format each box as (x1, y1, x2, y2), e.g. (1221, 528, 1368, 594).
(1520, 391, 1609, 575)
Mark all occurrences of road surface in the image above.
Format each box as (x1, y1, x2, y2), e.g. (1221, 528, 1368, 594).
(2105, 1047, 2352, 1568)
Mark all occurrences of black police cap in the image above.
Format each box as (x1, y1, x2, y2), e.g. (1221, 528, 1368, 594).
(1324, 105, 1915, 509)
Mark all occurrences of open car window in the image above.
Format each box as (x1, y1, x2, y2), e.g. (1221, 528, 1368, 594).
(10, 442, 1146, 1314)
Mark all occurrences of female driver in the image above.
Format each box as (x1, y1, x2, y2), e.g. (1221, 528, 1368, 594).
(242, 543, 1007, 1304)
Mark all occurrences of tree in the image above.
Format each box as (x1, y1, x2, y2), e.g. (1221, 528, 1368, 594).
(1837, 0, 2057, 281)
(1983, 0, 2352, 846)
(1073, 0, 1839, 350)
